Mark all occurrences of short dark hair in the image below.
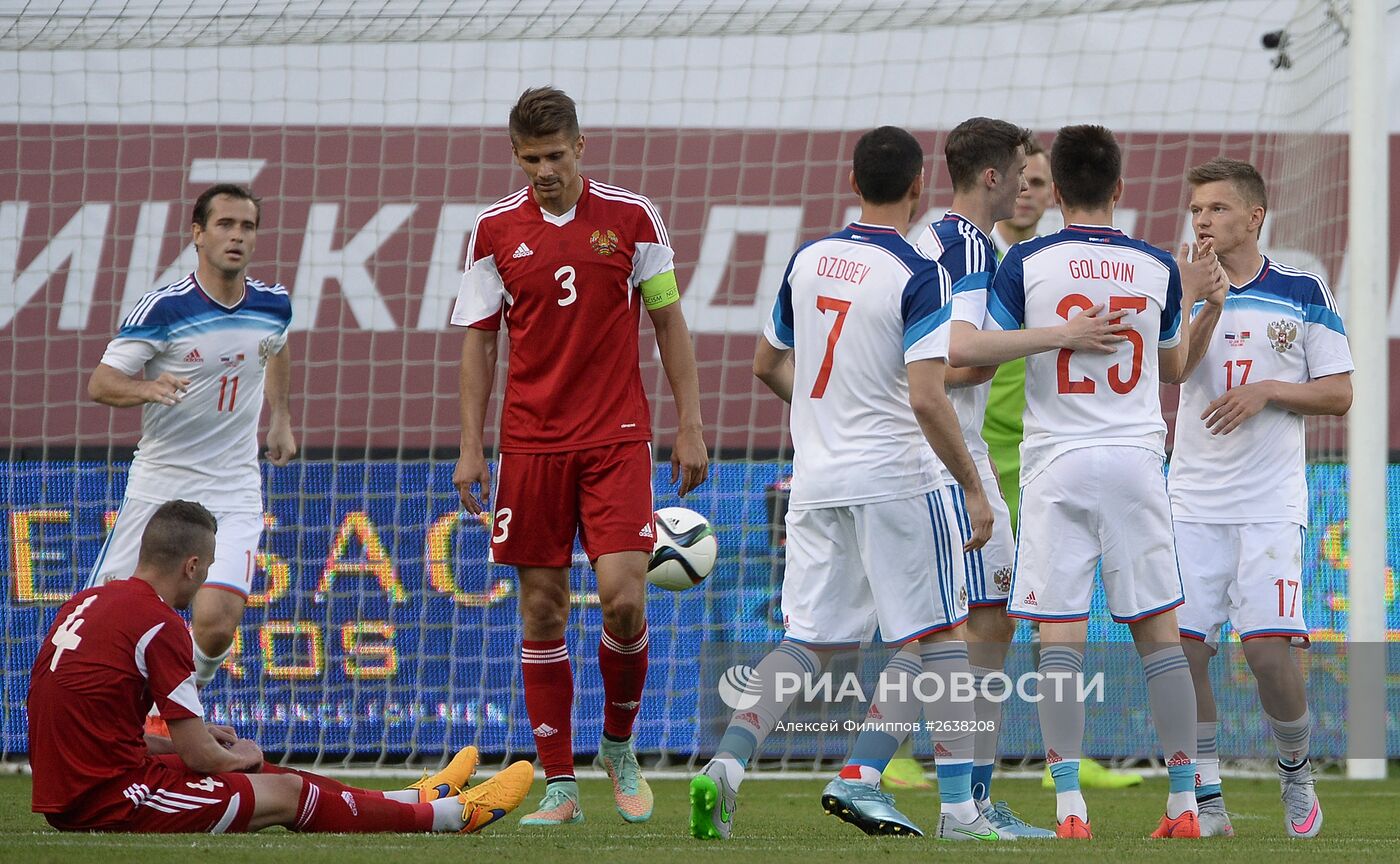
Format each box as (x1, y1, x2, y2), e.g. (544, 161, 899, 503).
(193, 184, 261, 228)
(1051, 125, 1122, 208)
(1187, 157, 1268, 212)
(509, 87, 580, 143)
(853, 126, 924, 205)
(944, 118, 1034, 191)
(1024, 136, 1047, 158)
(138, 500, 218, 569)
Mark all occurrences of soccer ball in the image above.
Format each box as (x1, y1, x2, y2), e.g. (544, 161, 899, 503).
(646, 507, 717, 591)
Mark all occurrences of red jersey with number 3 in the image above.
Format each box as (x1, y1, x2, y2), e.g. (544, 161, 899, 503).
(450, 178, 677, 453)
(28, 579, 204, 813)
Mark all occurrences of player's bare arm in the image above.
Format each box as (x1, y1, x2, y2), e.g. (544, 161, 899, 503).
(453, 327, 498, 513)
(1202, 371, 1352, 436)
(945, 361, 995, 388)
(144, 722, 236, 755)
(752, 338, 795, 404)
(649, 301, 710, 497)
(907, 358, 993, 551)
(948, 307, 1129, 368)
(1175, 239, 1229, 381)
(87, 363, 190, 408)
(263, 344, 297, 466)
(165, 715, 263, 774)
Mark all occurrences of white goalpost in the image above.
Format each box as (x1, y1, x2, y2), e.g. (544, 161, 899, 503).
(1345, 0, 1389, 782)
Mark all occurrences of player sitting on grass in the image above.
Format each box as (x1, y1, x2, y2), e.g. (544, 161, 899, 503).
(29, 499, 533, 835)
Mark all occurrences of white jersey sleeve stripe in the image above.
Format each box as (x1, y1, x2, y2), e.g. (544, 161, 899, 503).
(590, 182, 670, 245)
(590, 183, 671, 247)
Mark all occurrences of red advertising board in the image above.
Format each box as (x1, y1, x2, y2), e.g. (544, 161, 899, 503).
(3, 125, 1395, 452)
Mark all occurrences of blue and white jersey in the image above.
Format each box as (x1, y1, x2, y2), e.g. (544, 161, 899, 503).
(985, 224, 1182, 485)
(1169, 258, 1353, 526)
(764, 222, 954, 509)
(915, 211, 998, 459)
(101, 274, 292, 512)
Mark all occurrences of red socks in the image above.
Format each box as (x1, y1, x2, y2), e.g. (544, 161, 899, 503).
(599, 624, 648, 740)
(293, 779, 433, 833)
(260, 764, 384, 797)
(522, 638, 575, 780)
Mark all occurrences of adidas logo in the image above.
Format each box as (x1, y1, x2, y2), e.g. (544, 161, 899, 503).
(532, 723, 558, 738)
(934, 742, 952, 758)
(1023, 591, 1038, 606)
(611, 700, 640, 710)
(1046, 748, 1062, 765)
(512, 242, 534, 259)
(868, 706, 884, 721)
(639, 523, 654, 539)
(1167, 750, 1192, 767)
(183, 348, 203, 363)
(341, 790, 359, 816)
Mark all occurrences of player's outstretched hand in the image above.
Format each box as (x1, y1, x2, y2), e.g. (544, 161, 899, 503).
(671, 425, 709, 497)
(229, 738, 264, 773)
(265, 419, 298, 466)
(1060, 304, 1130, 354)
(454, 451, 491, 514)
(1201, 381, 1271, 435)
(962, 488, 994, 552)
(140, 372, 190, 406)
(1178, 240, 1228, 307)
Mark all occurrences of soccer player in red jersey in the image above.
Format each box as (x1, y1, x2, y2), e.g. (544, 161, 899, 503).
(29, 500, 533, 835)
(451, 86, 709, 826)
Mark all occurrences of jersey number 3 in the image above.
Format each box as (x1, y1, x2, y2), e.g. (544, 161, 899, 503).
(811, 295, 852, 399)
(555, 266, 577, 307)
(1056, 293, 1147, 395)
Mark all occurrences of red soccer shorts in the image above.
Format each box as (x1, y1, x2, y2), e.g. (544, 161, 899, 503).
(489, 441, 655, 568)
(43, 754, 255, 834)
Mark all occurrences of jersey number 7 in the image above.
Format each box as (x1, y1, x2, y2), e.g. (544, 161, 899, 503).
(1056, 293, 1148, 395)
(811, 295, 852, 399)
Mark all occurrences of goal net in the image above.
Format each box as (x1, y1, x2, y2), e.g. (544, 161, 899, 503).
(1, 0, 1392, 769)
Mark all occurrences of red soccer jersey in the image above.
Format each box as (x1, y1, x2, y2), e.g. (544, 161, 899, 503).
(28, 579, 203, 813)
(451, 178, 676, 453)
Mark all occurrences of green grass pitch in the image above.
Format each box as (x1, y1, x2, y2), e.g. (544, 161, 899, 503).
(3, 773, 1397, 863)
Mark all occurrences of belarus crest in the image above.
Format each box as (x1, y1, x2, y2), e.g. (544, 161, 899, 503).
(590, 229, 619, 256)
(1267, 319, 1298, 353)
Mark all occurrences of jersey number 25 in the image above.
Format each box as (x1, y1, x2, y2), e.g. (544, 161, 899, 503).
(1056, 293, 1147, 395)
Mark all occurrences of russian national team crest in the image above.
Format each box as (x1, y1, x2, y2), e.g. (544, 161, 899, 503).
(1267, 319, 1298, 353)
(590, 229, 619, 256)
(993, 567, 1012, 594)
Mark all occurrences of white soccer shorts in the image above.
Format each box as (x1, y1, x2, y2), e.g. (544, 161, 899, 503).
(1008, 446, 1184, 623)
(946, 453, 1015, 606)
(1173, 520, 1308, 649)
(87, 497, 264, 598)
(781, 489, 969, 646)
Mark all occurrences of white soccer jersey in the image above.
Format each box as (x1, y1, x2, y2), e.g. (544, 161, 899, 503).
(984, 224, 1183, 486)
(1169, 258, 1353, 526)
(100, 274, 292, 512)
(764, 222, 954, 509)
(915, 211, 998, 459)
